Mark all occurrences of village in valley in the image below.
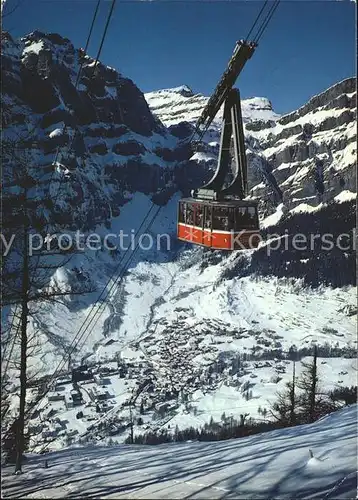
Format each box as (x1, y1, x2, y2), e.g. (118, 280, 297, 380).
(13, 313, 355, 452)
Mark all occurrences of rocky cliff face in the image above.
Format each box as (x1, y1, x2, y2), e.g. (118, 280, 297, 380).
(2, 30, 187, 233)
(3, 29, 355, 231)
(248, 78, 356, 214)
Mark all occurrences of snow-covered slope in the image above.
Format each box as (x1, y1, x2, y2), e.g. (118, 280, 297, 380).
(2, 405, 357, 499)
(12, 197, 354, 452)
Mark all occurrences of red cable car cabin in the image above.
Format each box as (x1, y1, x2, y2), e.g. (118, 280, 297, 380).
(178, 199, 260, 250)
(177, 41, 264, 252)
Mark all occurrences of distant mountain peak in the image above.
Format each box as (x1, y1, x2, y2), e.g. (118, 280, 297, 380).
(156, 85, 195, 97)
(145, 87, 280, 128)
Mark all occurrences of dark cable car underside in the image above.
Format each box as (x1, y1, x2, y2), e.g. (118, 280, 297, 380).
(177, 40, 260, 251)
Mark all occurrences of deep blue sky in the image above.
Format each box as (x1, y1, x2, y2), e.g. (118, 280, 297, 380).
(3, 0, 356, 114)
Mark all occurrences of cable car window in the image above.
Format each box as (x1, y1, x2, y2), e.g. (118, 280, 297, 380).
(235, 207, 248, 229)
(235, 206, 258, 229)
(186, 203, 194, 225)
(247, 206, 257, 227)
(194, 203, 204, 228)
(212, 206, 232, 231)
(228, 208, 234, 229)
(204, 205, 212, 229)
(179, 202, 186, 223)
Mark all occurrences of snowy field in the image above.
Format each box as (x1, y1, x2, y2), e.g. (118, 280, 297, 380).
(2, 405, 357, 499)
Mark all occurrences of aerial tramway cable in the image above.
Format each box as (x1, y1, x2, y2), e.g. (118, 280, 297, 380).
(26, 205, 162, 419)
(74, 0, 101, 88)
(30, 0, 116, 279)
(244, 0, 269, 41)
(93, 0, 117, 69)
(189, 0, 280, 146)
(52, 0, 116, 175)
(253, 0, 280, 43)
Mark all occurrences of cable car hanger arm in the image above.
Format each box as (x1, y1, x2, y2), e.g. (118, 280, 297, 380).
(192, 40, 257, 142)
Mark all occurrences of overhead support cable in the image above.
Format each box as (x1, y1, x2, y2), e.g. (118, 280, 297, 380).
(31, 0, 117, 289)
(253, 0, 280, 43)
(22, 0, 281, 423)
(74, 0, 101, 88)
(245, 0, 268, 41)
(93, 0, 117, 69)
(2, 0, 116, 382)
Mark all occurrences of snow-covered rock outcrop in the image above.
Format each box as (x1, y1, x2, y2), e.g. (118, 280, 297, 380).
(146, 78, 356, 216)
(2, 30, 188, 232)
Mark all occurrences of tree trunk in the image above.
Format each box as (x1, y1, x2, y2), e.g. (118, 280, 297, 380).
(129, 404, 134, 444)
(15, 224, 29, 473)
(289, 360, 296, 425)
(309, 345, 318, 423)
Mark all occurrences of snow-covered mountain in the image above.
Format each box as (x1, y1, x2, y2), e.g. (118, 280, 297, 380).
(1, 31, 356, 453)
(145, 85, 280, 127)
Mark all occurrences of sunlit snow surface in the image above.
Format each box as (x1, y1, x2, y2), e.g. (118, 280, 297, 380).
(13, 192, 355, 375)
(2, 405, 357, 499)
(2, 35, 356, 452)
(3, 192, 356, 450)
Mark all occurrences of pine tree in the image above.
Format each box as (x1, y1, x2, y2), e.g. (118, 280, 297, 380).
(297, 346, 319, 423)
(270, 361, 296, 426)
(2, 138, 94, 473)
